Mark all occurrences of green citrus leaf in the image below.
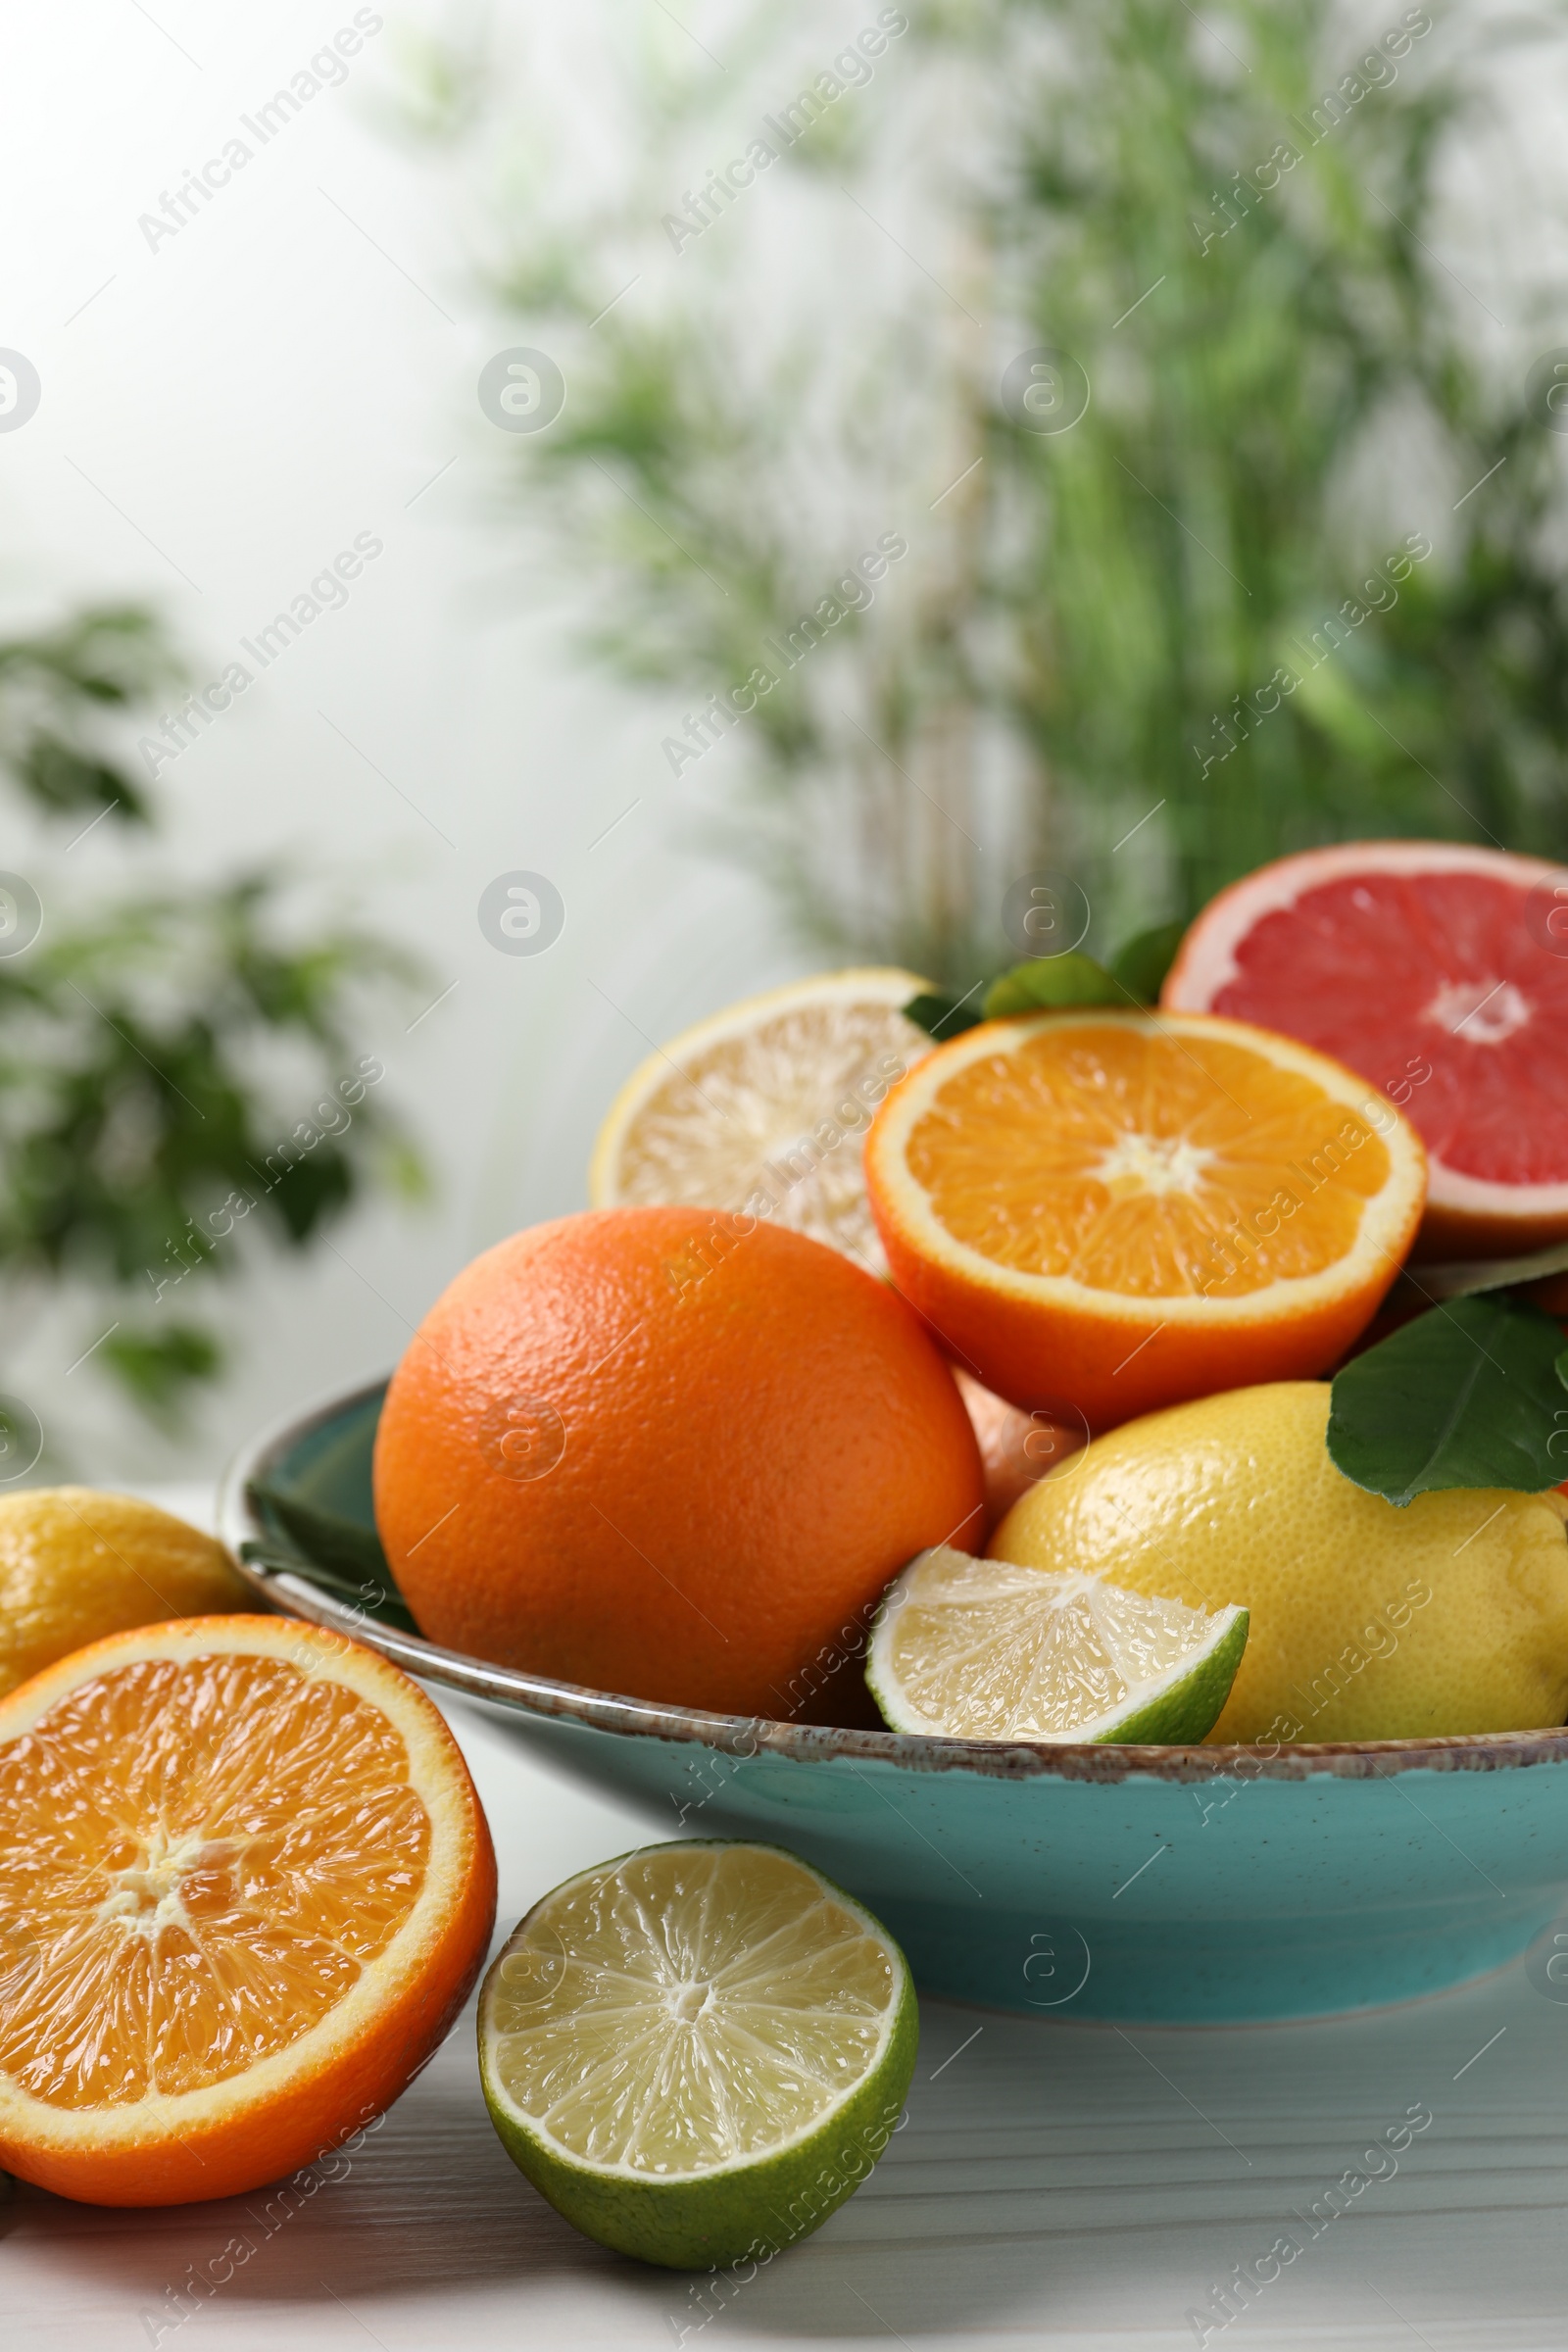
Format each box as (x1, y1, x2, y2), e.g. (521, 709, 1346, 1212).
(243, 1478, 417, 1632)
(1390, 1236, 1568, 1302)
(1108, 919, 1187, 1005)
(902, 990, 983, 1039)
(1327, 1294, 1568, 1505)
(982, 952, 1121, 1017)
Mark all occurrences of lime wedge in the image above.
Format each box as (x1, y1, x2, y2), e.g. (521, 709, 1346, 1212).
(478, 1841, 918, 2270)
(866, 1544, 1249, 1742)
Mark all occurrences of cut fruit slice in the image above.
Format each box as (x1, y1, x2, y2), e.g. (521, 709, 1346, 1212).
(478, 1840, 917, 2270)
(0, 1615, 496, 2206)
(864, 1007, 1427, 1428)
(1162, 841, 1568, 1258)
(588, 968, 934, 1274)
(866, 1544, 1249, 1743)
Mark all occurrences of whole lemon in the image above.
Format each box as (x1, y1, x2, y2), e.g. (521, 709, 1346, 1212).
(0, 1488, 250, 1698)
(990, 1382, 1568, 1742)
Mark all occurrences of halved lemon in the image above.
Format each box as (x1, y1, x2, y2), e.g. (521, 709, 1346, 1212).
(864, 1008, 1427, 1428)
(866, 1544, 1249, 1742)
(478, 1841, 917, 2270)
(0, 1615, 496, 2205)
(588, 969, 933, 1273)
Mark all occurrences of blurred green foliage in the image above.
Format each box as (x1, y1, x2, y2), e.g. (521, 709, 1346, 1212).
(0, 603, 424, 1425)
(993, 0, 1568, 922)
(0, 607, 171, 825)
(413, 0, 1568, 986)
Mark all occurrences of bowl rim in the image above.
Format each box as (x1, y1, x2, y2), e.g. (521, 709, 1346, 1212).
(218, 1373, 1568, 1788)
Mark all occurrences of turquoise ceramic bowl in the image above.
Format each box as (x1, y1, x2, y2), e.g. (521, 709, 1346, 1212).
(220, 1378, 1568, 2028)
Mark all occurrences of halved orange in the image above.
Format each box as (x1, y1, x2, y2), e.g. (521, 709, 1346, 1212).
(0, 1615, 496, 2206)
(864, 1009, 1427, 1429)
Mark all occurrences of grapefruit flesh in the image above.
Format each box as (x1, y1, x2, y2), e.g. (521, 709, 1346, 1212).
(1163, 842, 1568, 1257)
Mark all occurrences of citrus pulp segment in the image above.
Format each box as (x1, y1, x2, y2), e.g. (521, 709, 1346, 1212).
(863, 1008, 1426, 1428)
(478, 1840, 917, 2269)
(1161, 840, 1568, 1257)
(0, 1615, 496, 2204)
(866, 1544, 1248, 1741)
(588, 968, 933, 1272)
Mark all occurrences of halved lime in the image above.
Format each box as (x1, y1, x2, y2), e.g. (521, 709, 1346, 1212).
(478, 1841, 918, 2270)
(866, 1544, 1249, 1742)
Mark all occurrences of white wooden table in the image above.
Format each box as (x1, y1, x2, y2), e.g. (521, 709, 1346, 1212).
(8, 1496, 1568, 2349)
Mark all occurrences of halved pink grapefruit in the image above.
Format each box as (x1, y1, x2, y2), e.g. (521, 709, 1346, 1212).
(1162, 842, 1568, 1259)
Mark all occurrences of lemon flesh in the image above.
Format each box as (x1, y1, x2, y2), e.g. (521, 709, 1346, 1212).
(992, 1381, 1568, 1743)
(478, 1841, 917, 2271)
(867, 1544, 1248, 1742)
(0, 1488, 250, 1698)
(587, 968, 933, 1274)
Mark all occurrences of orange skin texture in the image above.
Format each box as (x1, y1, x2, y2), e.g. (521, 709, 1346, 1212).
(0, 1618, 496, 2207)
(951, 1366, 1082, 1531)
(373, 1209, 985, 1716)
(875, 1223, 1411, 1434)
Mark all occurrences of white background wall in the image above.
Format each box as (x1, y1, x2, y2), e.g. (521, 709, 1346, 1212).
(1, 0, 808, 1485)
(5, 0, 1567, 1487)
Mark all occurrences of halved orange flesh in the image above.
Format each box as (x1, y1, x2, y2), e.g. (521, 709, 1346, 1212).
(0, 1615, 495, 2205)
(864, 1010, 1426, 1428)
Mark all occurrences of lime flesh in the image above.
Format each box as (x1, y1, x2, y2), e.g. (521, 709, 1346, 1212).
(867, 1544, 1249, 1742)
(478, 1841, 918, 2270)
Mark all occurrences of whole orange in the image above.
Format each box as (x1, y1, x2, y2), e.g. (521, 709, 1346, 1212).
(372, 1207, 984, 1717)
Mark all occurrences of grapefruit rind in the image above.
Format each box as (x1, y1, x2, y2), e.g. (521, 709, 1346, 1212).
(1163, 839, 1563, 1002)
(1162, 841, 1568, 1254)
(0, 1615, 496, 2206)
